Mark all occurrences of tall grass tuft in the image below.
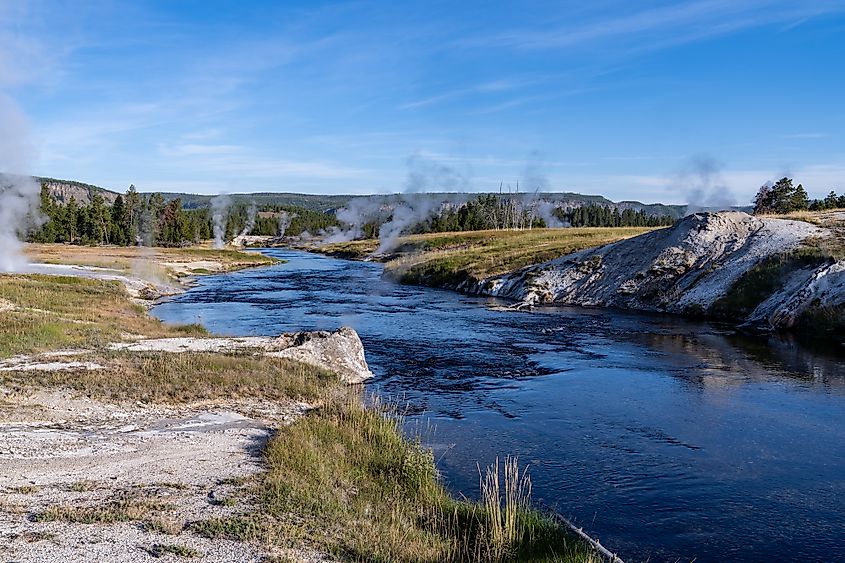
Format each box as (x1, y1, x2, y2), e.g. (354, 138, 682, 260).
(479, 456, 533, 559)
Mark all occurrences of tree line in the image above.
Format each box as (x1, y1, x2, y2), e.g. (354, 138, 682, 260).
(415, 195, 543, 233)
(31, 185, 213, 246)
(410, 194, 675, 234)
(29, 186, 684, 248)
(555, 204, 676, 228)
(753, 177, 844, 215)
(29, 184, 340, 247)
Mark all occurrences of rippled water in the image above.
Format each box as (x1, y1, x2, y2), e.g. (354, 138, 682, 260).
(153, 249, 845, 562)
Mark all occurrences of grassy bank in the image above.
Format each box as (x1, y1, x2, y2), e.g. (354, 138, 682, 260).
(320, 227, 658, 289)
(25, 243, 278, 283)
(194, 388, 599, 562)
(0, 244, 278, 358)
(0, 274, 205, 358)
(0, 258, 602, 561)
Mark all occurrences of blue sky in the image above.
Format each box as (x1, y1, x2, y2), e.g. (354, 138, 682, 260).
(2, 0, 845, 204)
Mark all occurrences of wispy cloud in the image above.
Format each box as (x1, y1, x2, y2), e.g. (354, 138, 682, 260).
(778, 132, 829, 140)
(399, 79, 528, 110)
(459, 1, 845, 52)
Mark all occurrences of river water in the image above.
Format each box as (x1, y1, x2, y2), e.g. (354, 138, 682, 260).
(152, 249, 845, 562)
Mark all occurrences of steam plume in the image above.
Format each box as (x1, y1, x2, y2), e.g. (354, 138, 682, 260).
(0, 94, 42, 272)
(372, 152, 471, 254)
(521, 151, 567, 228)
(210, 194, 231, 249)
(323, 198, 383, 243)
(239, 202, 257, 237)
(405, 151, 471, 193)
(675, 156, 737, 214)
(278, 211, 296, 237)
(375, 198, 439, 255)
(537, 201, 568, 228)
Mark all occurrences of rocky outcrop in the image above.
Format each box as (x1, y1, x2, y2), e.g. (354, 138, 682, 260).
(268, 327, 374, 384)
(41, 179, 119, 206)
(475, 212, 841, 331)
(109, 327, 375, 384)
(744, 259, 845, 329)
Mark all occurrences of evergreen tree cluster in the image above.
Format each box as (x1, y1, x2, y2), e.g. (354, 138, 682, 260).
(245, 205, 340, 237)
(32, 184, 212, 246)
(555, 204, 676, 228)
(407, 195, 675, 234)
(808, 190, 845, 211)
(752, 177, 844, 215)
(753, 178, 811, 215)
(29, 182, 342, 246)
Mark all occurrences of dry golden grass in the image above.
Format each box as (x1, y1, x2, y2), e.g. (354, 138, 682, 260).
(385, 227, 653, 286)
(322, 227, 657, 287)
(760, 208, 845, 227)
(24, 243, 277, 283)
(33, 495, 172, 524)
(0, 350, 334, 404)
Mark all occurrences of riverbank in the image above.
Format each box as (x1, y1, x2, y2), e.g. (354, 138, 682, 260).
(317, 227, 656, 289)
(314, 213, 845, 344)
(1, 245, 603, 562)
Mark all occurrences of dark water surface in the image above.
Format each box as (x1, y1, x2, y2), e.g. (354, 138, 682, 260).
(153, 249, 845, 562)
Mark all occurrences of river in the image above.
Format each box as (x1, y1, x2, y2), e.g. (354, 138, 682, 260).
(152, 249, 845, 562)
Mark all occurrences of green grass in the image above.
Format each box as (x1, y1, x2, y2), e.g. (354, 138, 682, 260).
(320, 228, 658, 290)
(191, 515, 265, 541)
(797, 305, 845, 341)
(710, 242, 840, 320)
(191, 390, 599, 562)
(0, 274, 208, 358)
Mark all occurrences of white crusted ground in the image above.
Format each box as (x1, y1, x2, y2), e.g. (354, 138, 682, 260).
(0, 385, 331, 562)
(482, 211, 841, 329)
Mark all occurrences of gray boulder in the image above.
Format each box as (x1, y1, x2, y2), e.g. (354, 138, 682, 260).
(268, 326, 374, 384)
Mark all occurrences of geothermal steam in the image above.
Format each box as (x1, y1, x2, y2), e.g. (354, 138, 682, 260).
(676, 156, 737, 214)
(372, 152, 470, 254)
(0, 95, 41, 272)
(278, 211, 296, 237)
(521, 152, 567, 228)
(210, 194, 231, 249)
(323, 198, 382, 243)
(375, 198, 439, 255)
(239, 202, 257, 237)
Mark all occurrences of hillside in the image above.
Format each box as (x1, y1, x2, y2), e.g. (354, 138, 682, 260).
(159, 191, 689, 217)
(38, 177, 120, 206)
(37, 175, 688, 217)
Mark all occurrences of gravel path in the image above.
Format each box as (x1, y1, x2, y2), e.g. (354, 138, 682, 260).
(0, 388, 325, 562)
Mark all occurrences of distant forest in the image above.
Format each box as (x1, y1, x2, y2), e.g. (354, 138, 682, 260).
(30, 184, 339, 246)
(29, 183, 688, 248)
(413, 194, 676, 233)
(54, 178, 845, 247)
